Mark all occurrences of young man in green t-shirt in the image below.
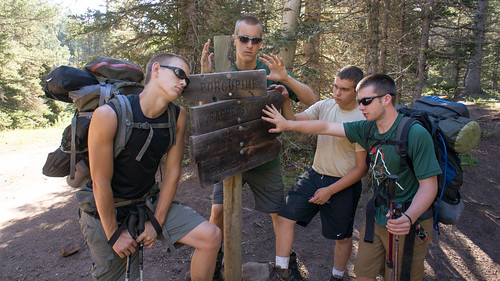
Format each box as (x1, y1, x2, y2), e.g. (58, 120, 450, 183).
(200, 15, 318, 279)
(262, 74, 441, 281)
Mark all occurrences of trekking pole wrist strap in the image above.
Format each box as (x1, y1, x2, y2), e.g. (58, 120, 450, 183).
(108, 228, 123, 247)
(403, 213, 413, 226)
(145, 207, 162, 236)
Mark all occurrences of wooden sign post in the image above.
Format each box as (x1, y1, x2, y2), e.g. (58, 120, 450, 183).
(183, 35, 283, 281)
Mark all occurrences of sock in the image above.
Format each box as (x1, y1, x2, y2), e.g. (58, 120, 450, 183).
(275, 255, 290, 269)
(332, 267, 344, 278)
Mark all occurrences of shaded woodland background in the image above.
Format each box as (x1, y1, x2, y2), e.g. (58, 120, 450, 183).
(0, 0, 498, 179)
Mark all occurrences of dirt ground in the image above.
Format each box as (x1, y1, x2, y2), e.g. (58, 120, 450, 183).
(0, 102, 499, 281)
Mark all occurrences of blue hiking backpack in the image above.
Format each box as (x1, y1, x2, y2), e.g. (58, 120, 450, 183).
(369, 96, 481, 231)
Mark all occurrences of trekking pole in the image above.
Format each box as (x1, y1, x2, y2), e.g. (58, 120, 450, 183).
(386, 174, 399, 281)
(393, 202, 404, 281)
(126, 208, 138, 281)
(137, 204, 146, 281)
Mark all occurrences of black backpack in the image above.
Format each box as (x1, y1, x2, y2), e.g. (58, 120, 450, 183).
(365, 96, 480, 231)
(42, 57, 177, 187)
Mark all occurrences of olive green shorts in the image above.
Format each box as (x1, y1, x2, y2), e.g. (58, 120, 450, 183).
(79, 202, 206, 281)
(354, 217, 433, 281)
(212, 163, 285, 213)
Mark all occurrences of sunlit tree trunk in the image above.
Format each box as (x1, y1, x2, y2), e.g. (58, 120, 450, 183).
(280, 0, 301, 72)
(464, 0, 488, 97)
(414, 0, 434, 101)
(302, 0, 321, 97)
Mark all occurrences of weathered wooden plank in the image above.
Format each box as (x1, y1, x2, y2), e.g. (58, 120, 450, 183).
(190, 89, 284, 135)
(214, 35, 234, 72)
(197, 139, 281, 187)
(189, 118, 279, 163)
(223, 174, 242, 281)
(182, 69, 267, 102)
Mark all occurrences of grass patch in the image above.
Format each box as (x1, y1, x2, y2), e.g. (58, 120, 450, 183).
(461, 152, 478, 168)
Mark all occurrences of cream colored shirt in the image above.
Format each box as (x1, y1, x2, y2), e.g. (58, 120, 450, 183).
(305, 99, 365, 177)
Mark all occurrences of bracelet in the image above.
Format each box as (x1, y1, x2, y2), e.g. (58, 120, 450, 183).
(403, 213, 413, 226)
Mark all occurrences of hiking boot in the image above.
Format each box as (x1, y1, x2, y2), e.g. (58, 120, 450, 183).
(329, 275, 343, 281)
(269, 264, 292, 281)
(287, 251, 305, 280)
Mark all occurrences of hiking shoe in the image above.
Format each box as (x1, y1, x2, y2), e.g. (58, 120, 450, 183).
(287, 251, 305, 280)
(269, 264, 292, 281)
(329, 275, 343, 281)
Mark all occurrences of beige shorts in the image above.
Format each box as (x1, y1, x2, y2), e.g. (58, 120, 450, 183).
(354, 217, 433, 281)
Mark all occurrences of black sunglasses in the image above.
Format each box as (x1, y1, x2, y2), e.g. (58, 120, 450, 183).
(159, 65, 190, 87)
(357, 94, 390, 106)
(235, 35, 263, 45)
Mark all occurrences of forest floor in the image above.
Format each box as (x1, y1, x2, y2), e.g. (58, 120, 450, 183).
(0, 101, 499, 281)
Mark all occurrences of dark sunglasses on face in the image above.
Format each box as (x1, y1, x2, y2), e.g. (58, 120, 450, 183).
(235, 35, 263, 45)
(159, 65, 190, 87)
(357, 94, 392, 106)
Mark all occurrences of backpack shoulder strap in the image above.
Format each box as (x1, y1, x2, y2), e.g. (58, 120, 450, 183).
(395, 116, 419, 169)
(109, 95, 133, 159)
(110, 97, 177, 161)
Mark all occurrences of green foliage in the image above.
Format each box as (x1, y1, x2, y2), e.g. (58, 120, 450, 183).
(279, 131, 316, 187)
(461, 152, 478, 168)
(0, 0, 71, 130)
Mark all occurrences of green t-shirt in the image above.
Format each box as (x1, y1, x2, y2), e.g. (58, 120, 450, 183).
(235, 59, 300, 170)
(344, 114, 442, 226)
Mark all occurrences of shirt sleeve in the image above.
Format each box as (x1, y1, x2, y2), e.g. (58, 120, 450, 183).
(343, 120, 369, 151)
(304, 100, 323, 120)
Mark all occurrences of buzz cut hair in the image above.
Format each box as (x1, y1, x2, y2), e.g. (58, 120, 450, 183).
(144, 53, 190, 85)
(337, 66, 364, 89)
(234, 15, 263, 36)
(356, 73, 397, 105)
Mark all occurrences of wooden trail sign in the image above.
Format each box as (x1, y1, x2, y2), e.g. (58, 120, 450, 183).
(189, 89, 283, 135)
(182, 69, 267, 102)
(189, 90, 284, 187)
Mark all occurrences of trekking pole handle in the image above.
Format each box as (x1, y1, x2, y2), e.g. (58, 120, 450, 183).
(387, 174, 399, 203)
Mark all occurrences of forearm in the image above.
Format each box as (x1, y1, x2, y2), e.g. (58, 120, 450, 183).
(281, 98, 295, 120)
(325, 165, 367, 195)
(287, 119, 345, 137)
(154, 173, 179, 226)
(404, 176, 438, 222)
(282, 75, 318, 106)
(93, 182, 119, 240)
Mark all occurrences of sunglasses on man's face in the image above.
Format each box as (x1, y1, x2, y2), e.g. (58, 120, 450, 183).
(357, 94, 388, 106)
(235, 35, 263, 45)
(159, 65, 190, 87)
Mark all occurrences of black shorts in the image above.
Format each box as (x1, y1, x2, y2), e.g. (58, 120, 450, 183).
(278, 167, 362, 240)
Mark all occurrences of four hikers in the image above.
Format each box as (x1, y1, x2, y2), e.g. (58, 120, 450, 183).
(73, 14, 443, 281)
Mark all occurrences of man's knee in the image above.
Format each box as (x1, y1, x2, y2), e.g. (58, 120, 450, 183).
(198, 222, 222, 250)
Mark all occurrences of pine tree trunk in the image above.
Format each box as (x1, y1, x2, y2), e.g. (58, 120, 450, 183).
(379, 0, 390, 73)
(414, 0, 434, 101)
(365, 0, 380, 75)
(463, 0, 488, 97)
(302, 0, 322, 97)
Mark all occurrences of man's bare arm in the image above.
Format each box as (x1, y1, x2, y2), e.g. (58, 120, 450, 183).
(386, 176, 438, 235)
(262, 104, 345, 137)
(153, 107, 187, 226)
